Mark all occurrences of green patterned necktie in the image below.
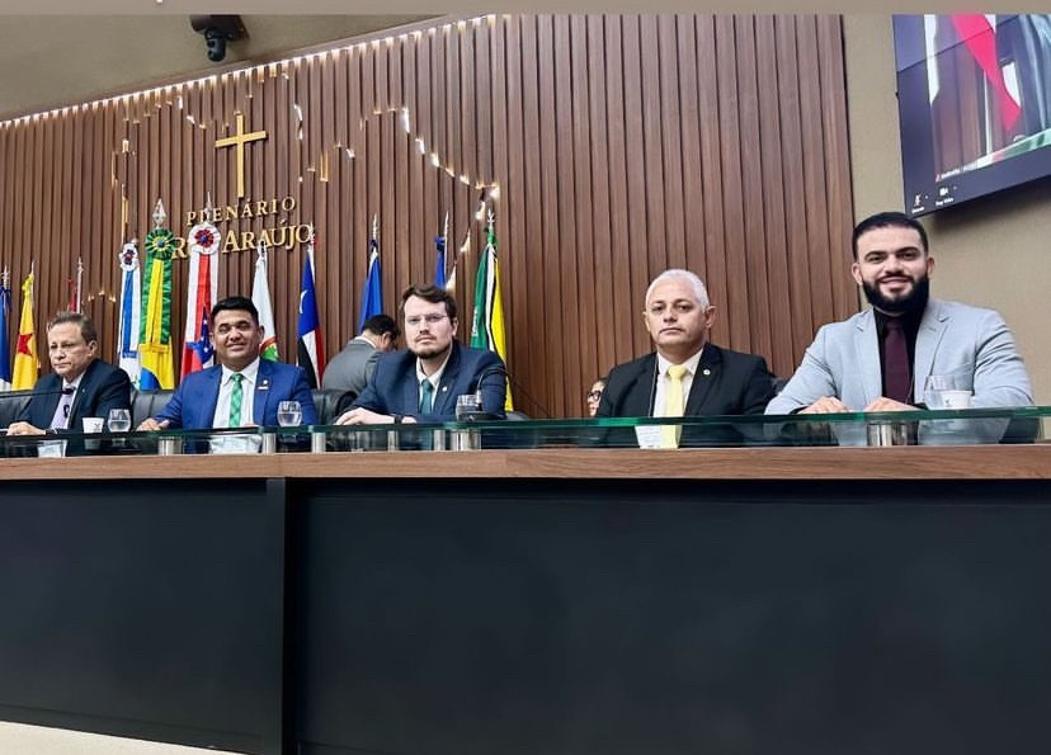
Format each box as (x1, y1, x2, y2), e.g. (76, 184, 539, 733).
(228, 373, 244, 427)
(419, 379, 435, 415)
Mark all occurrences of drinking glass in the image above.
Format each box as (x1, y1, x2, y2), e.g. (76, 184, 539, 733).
(277, 401, 303, 427)
(107, 408, 132, 432)
(455, 394, 484, 421)
(924, 374, 973, 410)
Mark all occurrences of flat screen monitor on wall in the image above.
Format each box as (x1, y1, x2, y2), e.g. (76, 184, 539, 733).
(894, 14, 1051, 217)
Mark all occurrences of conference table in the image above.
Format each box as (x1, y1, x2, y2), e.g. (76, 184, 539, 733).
(1, 409, 1049, 755)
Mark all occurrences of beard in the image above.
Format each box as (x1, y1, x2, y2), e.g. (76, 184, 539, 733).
(411, 340, 452, 360)
(862, 274, 930, 316)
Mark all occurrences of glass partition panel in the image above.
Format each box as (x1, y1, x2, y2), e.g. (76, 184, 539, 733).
(1, 407, 1047, 457)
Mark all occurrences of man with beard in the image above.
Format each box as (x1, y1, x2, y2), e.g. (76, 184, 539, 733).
(334, 284, 506, 424)
(766, 211, 1032, 414)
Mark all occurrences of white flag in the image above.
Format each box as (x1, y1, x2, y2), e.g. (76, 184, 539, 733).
(252, 243, 279, 361)
(117, 241, 142, 385)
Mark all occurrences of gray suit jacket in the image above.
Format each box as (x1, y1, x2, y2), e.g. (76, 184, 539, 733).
(766, 299, 1033, 414)
(321, 337, 380, 396)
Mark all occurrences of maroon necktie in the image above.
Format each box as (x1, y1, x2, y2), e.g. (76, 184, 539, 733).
(883, 317, 911, 403)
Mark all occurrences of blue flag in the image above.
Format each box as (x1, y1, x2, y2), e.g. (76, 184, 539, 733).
(358, 237, 383, 332)
(0, 279, 12, 390)
(434, 232, 447, 289)
(297, 244, 325, 388)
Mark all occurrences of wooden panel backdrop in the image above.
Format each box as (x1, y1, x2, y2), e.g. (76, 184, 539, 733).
(0, 14, 856, 417)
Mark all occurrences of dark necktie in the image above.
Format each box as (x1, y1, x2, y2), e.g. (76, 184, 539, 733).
(419, 379, 435, 415)
(884, 317, 911, 403)
(49, 387, 75, 430)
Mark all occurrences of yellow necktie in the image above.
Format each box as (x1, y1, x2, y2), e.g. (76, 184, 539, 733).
(661, 364, 688, 449)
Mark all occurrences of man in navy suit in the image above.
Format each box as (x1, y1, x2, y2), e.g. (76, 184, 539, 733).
(138, 296, 318, 431)
(6, 312, 132, 435)
(335, 284, 506, 425)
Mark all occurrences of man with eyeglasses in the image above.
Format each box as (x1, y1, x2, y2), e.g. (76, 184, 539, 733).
(595, 269, 776, 447)
(335, 284, 506, 425)
(6, 312, 131, 436)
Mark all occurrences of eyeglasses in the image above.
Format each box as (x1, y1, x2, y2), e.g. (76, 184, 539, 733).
(586, 390, 603, 401)
(405, 313, 448, 327)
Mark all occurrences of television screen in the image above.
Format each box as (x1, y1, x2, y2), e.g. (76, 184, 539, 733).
(893, 14, 1051, 216)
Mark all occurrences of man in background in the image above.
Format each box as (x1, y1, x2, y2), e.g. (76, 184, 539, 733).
(322, 314, 399, 398)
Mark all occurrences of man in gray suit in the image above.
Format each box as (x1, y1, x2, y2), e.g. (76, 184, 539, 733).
(767, 211, 1032, 414)
(321, 314, 399, 398)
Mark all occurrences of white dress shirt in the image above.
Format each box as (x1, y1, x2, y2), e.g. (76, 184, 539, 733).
(652, 348, 703, 416)
(212, 358, 261, 428)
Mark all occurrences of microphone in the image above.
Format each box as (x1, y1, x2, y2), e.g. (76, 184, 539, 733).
(468, 362, 555, 419)
(0, 386, 75, 402)
(1, 387, 77, 434)
(463, 363, 507, 420)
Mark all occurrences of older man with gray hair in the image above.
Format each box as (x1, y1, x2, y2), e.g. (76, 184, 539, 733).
(595, 269, 776, 446)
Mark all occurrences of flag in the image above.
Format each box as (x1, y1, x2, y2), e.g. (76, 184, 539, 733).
(139, 199, 176, 390)
(67, 257, 83, 313)
(12, 269, 38, 390)
(297, 241, 325, 388)
(252, 242, 279, 361)
(446, 256, 457, 294)
(470, 210, 513, 410)
(117, 241, 142, 385)
(435, 212, 449, 288)
(0, 271, 12, 391)
(950, 15, 1022, 132)
(358, 216, 383, 332)
(180, 220, 220, 378)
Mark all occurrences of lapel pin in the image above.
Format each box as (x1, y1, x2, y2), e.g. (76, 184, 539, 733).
(259, 379, 270, 391)
(441, 386, 448, 392)
(702, 368, 711, 376)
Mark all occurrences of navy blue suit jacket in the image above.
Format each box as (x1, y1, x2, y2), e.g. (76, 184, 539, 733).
(16, 359, 131, 430)
(352, 342, 506, 420)
(155, 360, 318, 429)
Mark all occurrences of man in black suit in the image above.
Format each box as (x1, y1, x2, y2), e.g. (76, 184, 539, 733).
(6, 312, 132, 435)
(595, 269, 775, 447)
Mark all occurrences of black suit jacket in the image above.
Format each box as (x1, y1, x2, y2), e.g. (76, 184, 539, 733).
(17, 359, 132, 431)
(594, 344, 776, 446)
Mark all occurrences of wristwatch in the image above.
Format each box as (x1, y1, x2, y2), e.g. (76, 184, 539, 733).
(391, 414, 404, 424)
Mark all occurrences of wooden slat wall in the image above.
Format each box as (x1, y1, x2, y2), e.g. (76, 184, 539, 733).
(0, 14, 856, 417)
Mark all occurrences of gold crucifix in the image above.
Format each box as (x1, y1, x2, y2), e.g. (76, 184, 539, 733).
(215, 112, 267, 199)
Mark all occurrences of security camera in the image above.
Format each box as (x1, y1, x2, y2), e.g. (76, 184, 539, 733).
(190, 15, 247, 63)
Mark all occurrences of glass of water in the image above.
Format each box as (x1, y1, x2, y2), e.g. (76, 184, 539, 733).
(277, 401, 303, 427)
(455, 393, 484, 421)
(924, 374, 973, 410)
(107, 408, 132, 432)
